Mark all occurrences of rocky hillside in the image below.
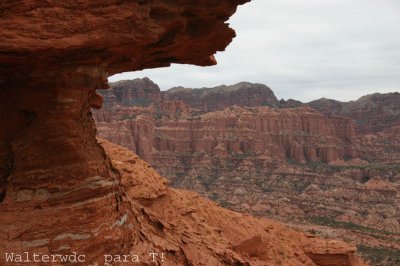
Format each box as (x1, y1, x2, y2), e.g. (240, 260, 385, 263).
(102, 78, 162, 108)
(94, 78, 400, 265)
(308, 93, 400, 134)
(99, 139, 366, 266)
(96, 104, 357, 164)
(104, 78, 280, 111)
(1, 0, 367, 265)
(102, 78, 399, 134)
(164, 82, 280, 111)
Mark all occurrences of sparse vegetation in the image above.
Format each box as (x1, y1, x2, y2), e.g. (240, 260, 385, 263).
(122, 98, 152, 107)
(307, 229, 318, 235)
(117, 113, 137, 121)
(232, 151, 255, 159)
(293, 181, 311, 193)
(306, 216, 396, 237)
(357, 245, 400, 266)
(154, 109, 166, 119)
(287, 159, 400, 175)
(331, 163, 400, 172)
(208, 193, 232, 208)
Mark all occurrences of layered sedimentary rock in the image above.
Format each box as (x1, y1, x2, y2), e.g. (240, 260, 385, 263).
(0, 83, 135, 263)
(0, 1, 366, 265)
(96, 105, 357, 164)
(164, 82, 280, 111)
(100, 140, 366, 265)
(308, 93, 400, 134)
(103, 78, 280, 111)
(103, 78, 162, 108)
(0, 0, 249, 79)
(95, 79, 358, 166)
(94, 78, 400, 265)
(1, 133, 367, 265)
(96, 78, 358, 165)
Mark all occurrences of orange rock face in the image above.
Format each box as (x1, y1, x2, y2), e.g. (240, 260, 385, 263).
(100, 140, 366, 266)
(0, 83, 134, 264)
(164, 82, 280, 111)
(94, 79, 400, 264)
(308, 93, 400, 134)
(0, 0, 248, 81)
(97, 105, 357, 163)
(95, 79, 358, 165)
(0, 1, 366, 265)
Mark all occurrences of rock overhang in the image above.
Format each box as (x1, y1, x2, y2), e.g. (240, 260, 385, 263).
(0, 0, 250, 86)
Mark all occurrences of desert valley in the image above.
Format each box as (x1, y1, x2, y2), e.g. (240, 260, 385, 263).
(95, 78, 400, 265)
(1, 0, 398, 265)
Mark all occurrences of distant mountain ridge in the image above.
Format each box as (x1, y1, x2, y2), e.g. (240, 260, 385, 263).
(164, 82, 280, 111)
(94, 77, 400, 264)
(102, 77, 400, 133)
(308, 93, 400, 134)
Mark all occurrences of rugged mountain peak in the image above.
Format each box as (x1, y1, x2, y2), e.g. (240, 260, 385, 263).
(102, 77, 162, 108)
(164, 81, 280, 111)
(309, 91, 400, 133)
(99, 77, 399, 134)
(279, 98, 305, 108)
(167, 81, 276, 94)
(100, 79, 281, 112)
(110, 77, 159, 89)
(355, 92, 399, 104)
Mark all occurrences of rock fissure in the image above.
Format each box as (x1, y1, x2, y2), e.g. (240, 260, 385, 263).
(0, 146, 13, 203)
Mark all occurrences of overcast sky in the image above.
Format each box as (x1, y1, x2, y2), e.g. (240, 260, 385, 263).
(109, 0, 400, 102)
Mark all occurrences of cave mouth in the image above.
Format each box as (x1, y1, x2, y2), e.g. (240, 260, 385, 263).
(0, 184, 5, 202)
(0, 153, 12, 203)
(0, 109, 37, 204)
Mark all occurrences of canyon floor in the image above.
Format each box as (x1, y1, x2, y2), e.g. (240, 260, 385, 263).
(95, 78, 400, 265)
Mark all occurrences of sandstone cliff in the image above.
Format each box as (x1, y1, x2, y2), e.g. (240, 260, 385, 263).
(101, 78, 399, 134)
(95, 105, 357, 164)
(0, 0, 367, 265)
(103, 78, 162, 108)
(100, 139, 366, 266)
(94, 78, 400, 265)
(308, 93, 400, 134)
(101, 79, 280, 111)
(163, 82, 280, 111)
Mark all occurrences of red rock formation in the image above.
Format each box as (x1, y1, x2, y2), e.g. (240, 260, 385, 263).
(103, 78, 162, 108)
(96, 105, 357, 164)
(0, 1, 366, 265)
(0, 80, 143, 262)
(355, 126, 400, 163)
(100, 78, 399, 134)
(94, 79, 400, 264)
(163, 82, 280, 111)
(99, 79, 280, 112)
(308, 93, 400, 134)
(0, 1, 249, 79)
(100, 139, 366, 266)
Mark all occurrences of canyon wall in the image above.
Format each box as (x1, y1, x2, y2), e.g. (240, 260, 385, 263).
(164, 82, 280, 110)
(0, 1, 367, 265)
(95, 78, 400, 265)
(308, 93, 400, 134)
(95, 104, 357, 164)
(96, 78, 360, 165)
